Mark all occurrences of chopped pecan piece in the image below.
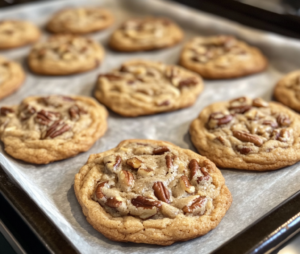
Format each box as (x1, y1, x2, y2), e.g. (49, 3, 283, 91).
(229, 97, 251, 113)
(105, 197, 122, 208)
(153, 146, 170, 155)
(236, 146, 252, 155)
(114, 155, 122, 169)
(44, 120, 70, 139)
(277, 115, 291, 127)
(69, 105, 87, 120)
(262, 120, 278, 128)
(180, 176, 195, 194)
(131, 196, 161, 209)
(277, 128, 291, 142)
(153, 182, 170, 203)
(252, 98, 268, 108)
(0, 107, 14, 116)
(126, 157, 142, 170)
(232, 130, 263, 147)
(182, 196, 206, 214)
(137, 167, 154, 177)
(165, 154, 174, 169)
(208, 112, 233, 128)
(20, 104, 36, 120)
(189, 159, 210, 183)
(119, 170, 134, 191)
(95, 181, 109, 199)
(36, 110, 60, 125)
(178, 77, 198, 89)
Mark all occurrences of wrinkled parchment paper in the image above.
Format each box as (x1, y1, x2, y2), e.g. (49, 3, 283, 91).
(1, 0, 300, 253)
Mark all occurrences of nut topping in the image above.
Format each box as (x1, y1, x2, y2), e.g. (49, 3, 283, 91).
(180, 176, 195, 194)
(208, 112, 233, 129)
(118, 170, 134, 191)
(229, 97, 251, 114)
(277, 115, 291, 127)
(182, 196, 207, 214)
(105, 197, 122, 208)
(44, 120, 70, 139)
(153, 146, 170, 155)
(236, 146, 252, 155)
(153, 182, 170, 203)
(178, 77, 198, 89)
(36, 110, 60, 125)
(95, 181, 109, 199)
(165, 154, 174, 169)
(233, 130, 263, 147)
(131, 196, 161, 209)
(126, 157, 142, 170)
(0, 107, 14, 116)
(252, 98, 268, 108)
(69, 105, 87, 120)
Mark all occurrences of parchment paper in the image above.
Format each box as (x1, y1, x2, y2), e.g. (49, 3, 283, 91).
(1, 0, 300, 253)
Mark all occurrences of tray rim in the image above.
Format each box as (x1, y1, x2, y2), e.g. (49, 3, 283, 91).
(0, 0, 300, 253)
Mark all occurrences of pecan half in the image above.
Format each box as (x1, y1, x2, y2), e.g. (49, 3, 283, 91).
(182, 196, 206, 214)
(189, 159, 200, 179)
(0, 107, 14, 116)
(69, 105, 87, 120)
(95, 181, 109, 199)
(180, 176, 195, 194)
(209, 112, 233, 127)
(119, 170, 134, 190)
(252, 98, 268, 108)
(178, 77, 198, 89)
(131, 196, 161, 209)
(153, 182, 170, 203)
(277, 115, 291, 127)
(232, 130, 263, 147)
(105, 197, 122, 208)
(36, 110, 60, 125)
(44, 120, 70, 139)
(229, 97, 251, 113)
(165, 154, 174, 169)
(126, 157, 142, 170)
(153, 146, 170, 155)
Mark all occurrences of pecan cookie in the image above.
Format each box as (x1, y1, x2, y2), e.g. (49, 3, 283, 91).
(180, 35, 268, 79)
(274, 70, 300, 112)
(0, 95, 107, 164)
(0, 20, 40, 49)
(94, 60, 204, 117)
(0, 56, 25, 100)
(47, 8, 113, 34)
(190, 97, 300, 171)
(109, 17, 183, 52)
(28, 35, 104, 75)
(74, 139, 232, 245)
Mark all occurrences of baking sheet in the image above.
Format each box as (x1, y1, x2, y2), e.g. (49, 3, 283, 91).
(1, 0, 300, 253)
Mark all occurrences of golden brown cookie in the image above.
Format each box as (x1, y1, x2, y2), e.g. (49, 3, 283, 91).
(28, 35, 104, 75)
(74, 139, 232, 245)
(190, 97, 300, 171)
(47, 8, 114, 34)
(0, 95, 107, 164)
(0, 56, 25, 100)
(109, 17, 183, 52)
(274, 70, 300, 112)
(0, 20, 40, 49)
(180, 35, 268, 79)
(94, 60, 204, 117)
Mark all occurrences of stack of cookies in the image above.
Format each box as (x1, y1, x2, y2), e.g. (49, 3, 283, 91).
(0, 4, 299, 247)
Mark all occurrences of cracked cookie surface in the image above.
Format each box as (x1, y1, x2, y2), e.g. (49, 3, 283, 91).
(0, 95, 107, 164)
(0, 20, 40, 49)
(109, 17, 183, 52)
(47, 7, 113, 34)
(94, 60, 204, 117)
(28, 35, 104, 75)
(190, 97, 300, 170)
(274, 70, 300, 112)
(74, 139, 232, 245)
(0, 56, 25, 100)
(180, 35, 267, 79)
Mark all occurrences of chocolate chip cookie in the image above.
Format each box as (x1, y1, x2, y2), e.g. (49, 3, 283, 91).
(74, 139, 232, 245)
(0, 95, 107, 164)
(190, 97, 300, 171)
(180, 35, 268, 79)
(0, 56, 25, 100)
(47, 8, 114, 34)
(274, 70, 300, 112)
(94, 60, 204, 117)
(28, 35, 104, 75)
(0, 20, 40, 49)
(109, 17, 183, 52)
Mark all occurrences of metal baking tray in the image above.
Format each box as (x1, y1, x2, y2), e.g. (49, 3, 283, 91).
(0, 0, 300, 253)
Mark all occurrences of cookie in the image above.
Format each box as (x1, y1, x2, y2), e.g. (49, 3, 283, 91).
(0, 56, 25, 100)
(0, 20, 40, 49)
(0, 95, 107, 164)
(47, 8, 114, 34)
(74, 139, 232, 245)
(190, 97, 300, 171)
(28, 35, 104, 75)
(180, 35, 268, 79)
(274, 70, 300, 112)
(94, 60, 204, 117)
(109, 17, 183, 52)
